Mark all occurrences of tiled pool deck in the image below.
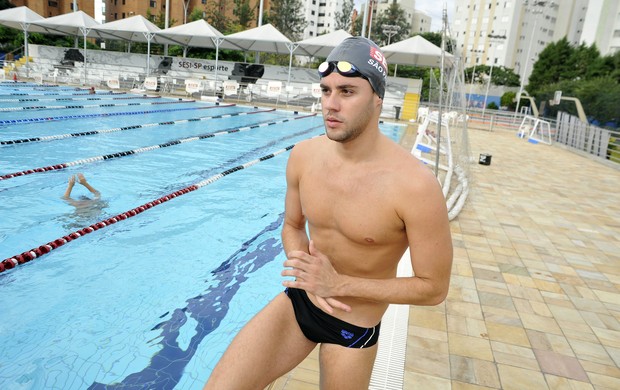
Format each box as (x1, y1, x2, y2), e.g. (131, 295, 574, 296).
(268, 126, 620, 389)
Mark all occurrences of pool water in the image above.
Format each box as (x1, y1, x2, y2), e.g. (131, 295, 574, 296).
(0, 82, 405, 389)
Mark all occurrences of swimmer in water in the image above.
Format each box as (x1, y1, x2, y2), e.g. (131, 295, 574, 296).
(62, 173, 101, 208)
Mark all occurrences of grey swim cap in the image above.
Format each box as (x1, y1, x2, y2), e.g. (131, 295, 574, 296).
(324, 36, 388, 99)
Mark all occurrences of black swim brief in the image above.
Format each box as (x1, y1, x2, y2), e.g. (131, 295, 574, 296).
(285, 287, 381, 348)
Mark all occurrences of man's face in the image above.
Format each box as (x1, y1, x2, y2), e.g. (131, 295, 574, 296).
(319, 72, 380, 143)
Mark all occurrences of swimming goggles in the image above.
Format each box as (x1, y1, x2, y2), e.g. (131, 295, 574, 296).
(318, 61, 367, 79)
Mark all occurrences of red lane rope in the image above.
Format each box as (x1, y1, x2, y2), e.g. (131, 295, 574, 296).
(0, 130, 323, 274)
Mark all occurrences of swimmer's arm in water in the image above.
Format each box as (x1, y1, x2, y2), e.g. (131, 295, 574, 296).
(77, 173, 100, 199)
(62, 175, 76, 200)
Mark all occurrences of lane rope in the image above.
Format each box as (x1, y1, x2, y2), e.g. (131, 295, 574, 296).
(0, 102, 235, 125)
(0, 94, 156, 103)
(0, 98, 194, 112)
(0, 108, 275, 145)
(0, 131, 325, 274)
(0, 112, 317, 181)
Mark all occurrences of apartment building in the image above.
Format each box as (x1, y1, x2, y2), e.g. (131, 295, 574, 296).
(358, 0, 432, 39)
(303, 0, 347, 38)
(581, 0, 620, 56)
(10, 0, 94, 18)
(453, 0, 612, 81)
(104, 0, 270, 28)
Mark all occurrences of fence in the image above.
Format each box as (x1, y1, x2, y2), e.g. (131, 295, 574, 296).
(555, 112, 619, 164)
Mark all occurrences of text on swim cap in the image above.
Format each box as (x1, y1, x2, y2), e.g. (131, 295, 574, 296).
(369, 47, 388, 78)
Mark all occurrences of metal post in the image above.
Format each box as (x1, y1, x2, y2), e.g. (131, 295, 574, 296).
(434, 6, 448, 178)
(361, 1, 369, 38)
(382, 24, 400, 46)
(514, 1, 553, 120)
(482, 34, 506, 121)
(164, 0, 170, 55)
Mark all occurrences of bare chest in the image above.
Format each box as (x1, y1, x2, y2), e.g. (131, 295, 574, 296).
(299, 167, 405, 245)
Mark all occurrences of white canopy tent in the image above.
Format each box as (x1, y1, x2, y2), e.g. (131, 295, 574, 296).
(0, 6, 45, 77)
(155, 19, 230, 84)
(295, 29, 352, 58)
(381, 35, 454, 69)
(155, 19, 225, 57)
(220, 24, 298, 84)
(28, 11, 101, 85)
(91, 15, 181, 75)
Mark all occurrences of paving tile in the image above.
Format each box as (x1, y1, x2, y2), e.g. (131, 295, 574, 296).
(450, 355, 500, 388)
(568, 338, 616, 366)
(544, 374, 594, 389)
(448, 333, 494, 361)
(485, 322, 530, 347)
(497, 364, 549, 390)
(519, 312, 563, 335)
(533, 349, 589, 381)
(403, 371, 452, 390)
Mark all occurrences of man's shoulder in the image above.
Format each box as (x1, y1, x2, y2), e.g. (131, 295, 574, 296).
(290, 135, 326, 157)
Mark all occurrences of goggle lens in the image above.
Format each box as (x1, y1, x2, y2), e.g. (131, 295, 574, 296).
(318, 61, 364, 78)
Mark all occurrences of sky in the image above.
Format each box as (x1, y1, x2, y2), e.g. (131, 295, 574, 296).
(355, 0, 456, 32)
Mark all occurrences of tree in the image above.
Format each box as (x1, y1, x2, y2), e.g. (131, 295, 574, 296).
(188, 7, 205, 22)
(527, 37, 574, 95)
(232, 0, 255, 32)
(206, 0, 231, 33)
(501, 91, 517, 110)
(371, 1, 410, 46)
(268, 0, 307, 41)
(418, 32, 455, 54)
(334, 0, 355, 32)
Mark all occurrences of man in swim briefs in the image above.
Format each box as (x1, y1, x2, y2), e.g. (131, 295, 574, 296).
(205, 36, 453, 389)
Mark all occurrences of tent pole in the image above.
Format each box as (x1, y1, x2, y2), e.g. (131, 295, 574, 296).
(21, 23, 30, 78)
(213, 37, 223, 95)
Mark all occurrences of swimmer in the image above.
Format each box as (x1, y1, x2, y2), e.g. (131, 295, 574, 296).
(89, 86, 95, 94)
(62, 173, 101, 208)
(205, 37, 453, 390)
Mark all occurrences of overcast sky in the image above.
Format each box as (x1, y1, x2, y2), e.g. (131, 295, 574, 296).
(355, 0, 456, 32)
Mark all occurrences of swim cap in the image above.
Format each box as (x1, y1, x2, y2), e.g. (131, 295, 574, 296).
(324, 36, 388, 99)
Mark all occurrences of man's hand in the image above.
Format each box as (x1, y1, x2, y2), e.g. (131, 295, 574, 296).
(282, 240, 351, 314)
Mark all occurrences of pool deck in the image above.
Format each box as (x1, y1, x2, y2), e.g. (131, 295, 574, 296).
(267, 126, 620, 389)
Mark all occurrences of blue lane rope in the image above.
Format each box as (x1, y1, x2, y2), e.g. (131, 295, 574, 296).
(0, 102, 235, 125)
(0, 108, 276, 145)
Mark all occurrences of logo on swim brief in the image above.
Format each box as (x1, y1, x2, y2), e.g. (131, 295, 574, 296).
(341, 330, 354, 340)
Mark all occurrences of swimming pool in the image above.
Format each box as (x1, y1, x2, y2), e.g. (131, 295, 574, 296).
(0, 82, 405, 389)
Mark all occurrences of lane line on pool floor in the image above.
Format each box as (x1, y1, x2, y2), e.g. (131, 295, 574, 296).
(0, 107, 276, 145)
(0, 102, 235, 125)
(0, 112, 317, 181)
(0, 129, 324, 273)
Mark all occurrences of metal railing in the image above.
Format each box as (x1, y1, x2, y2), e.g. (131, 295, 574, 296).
(555, 112, 619, 165)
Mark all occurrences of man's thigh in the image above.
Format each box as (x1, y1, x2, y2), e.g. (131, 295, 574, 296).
(205, 292, 316, 389)
(319, 343, 378, 390)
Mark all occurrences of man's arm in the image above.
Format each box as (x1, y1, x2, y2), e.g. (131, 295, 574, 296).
(283, 168, 453, 307)
(281, 145, 310, 255)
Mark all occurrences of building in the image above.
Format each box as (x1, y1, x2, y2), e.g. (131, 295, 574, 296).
(581, 0, 620, 56)
(9, 0, 94, 18)
(453, 0, 597, 81)
(303, 0, 348, 39)
(104, 0, 270, 28)
(358, 0, 432, 39)
(412, 9, 431, 34)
